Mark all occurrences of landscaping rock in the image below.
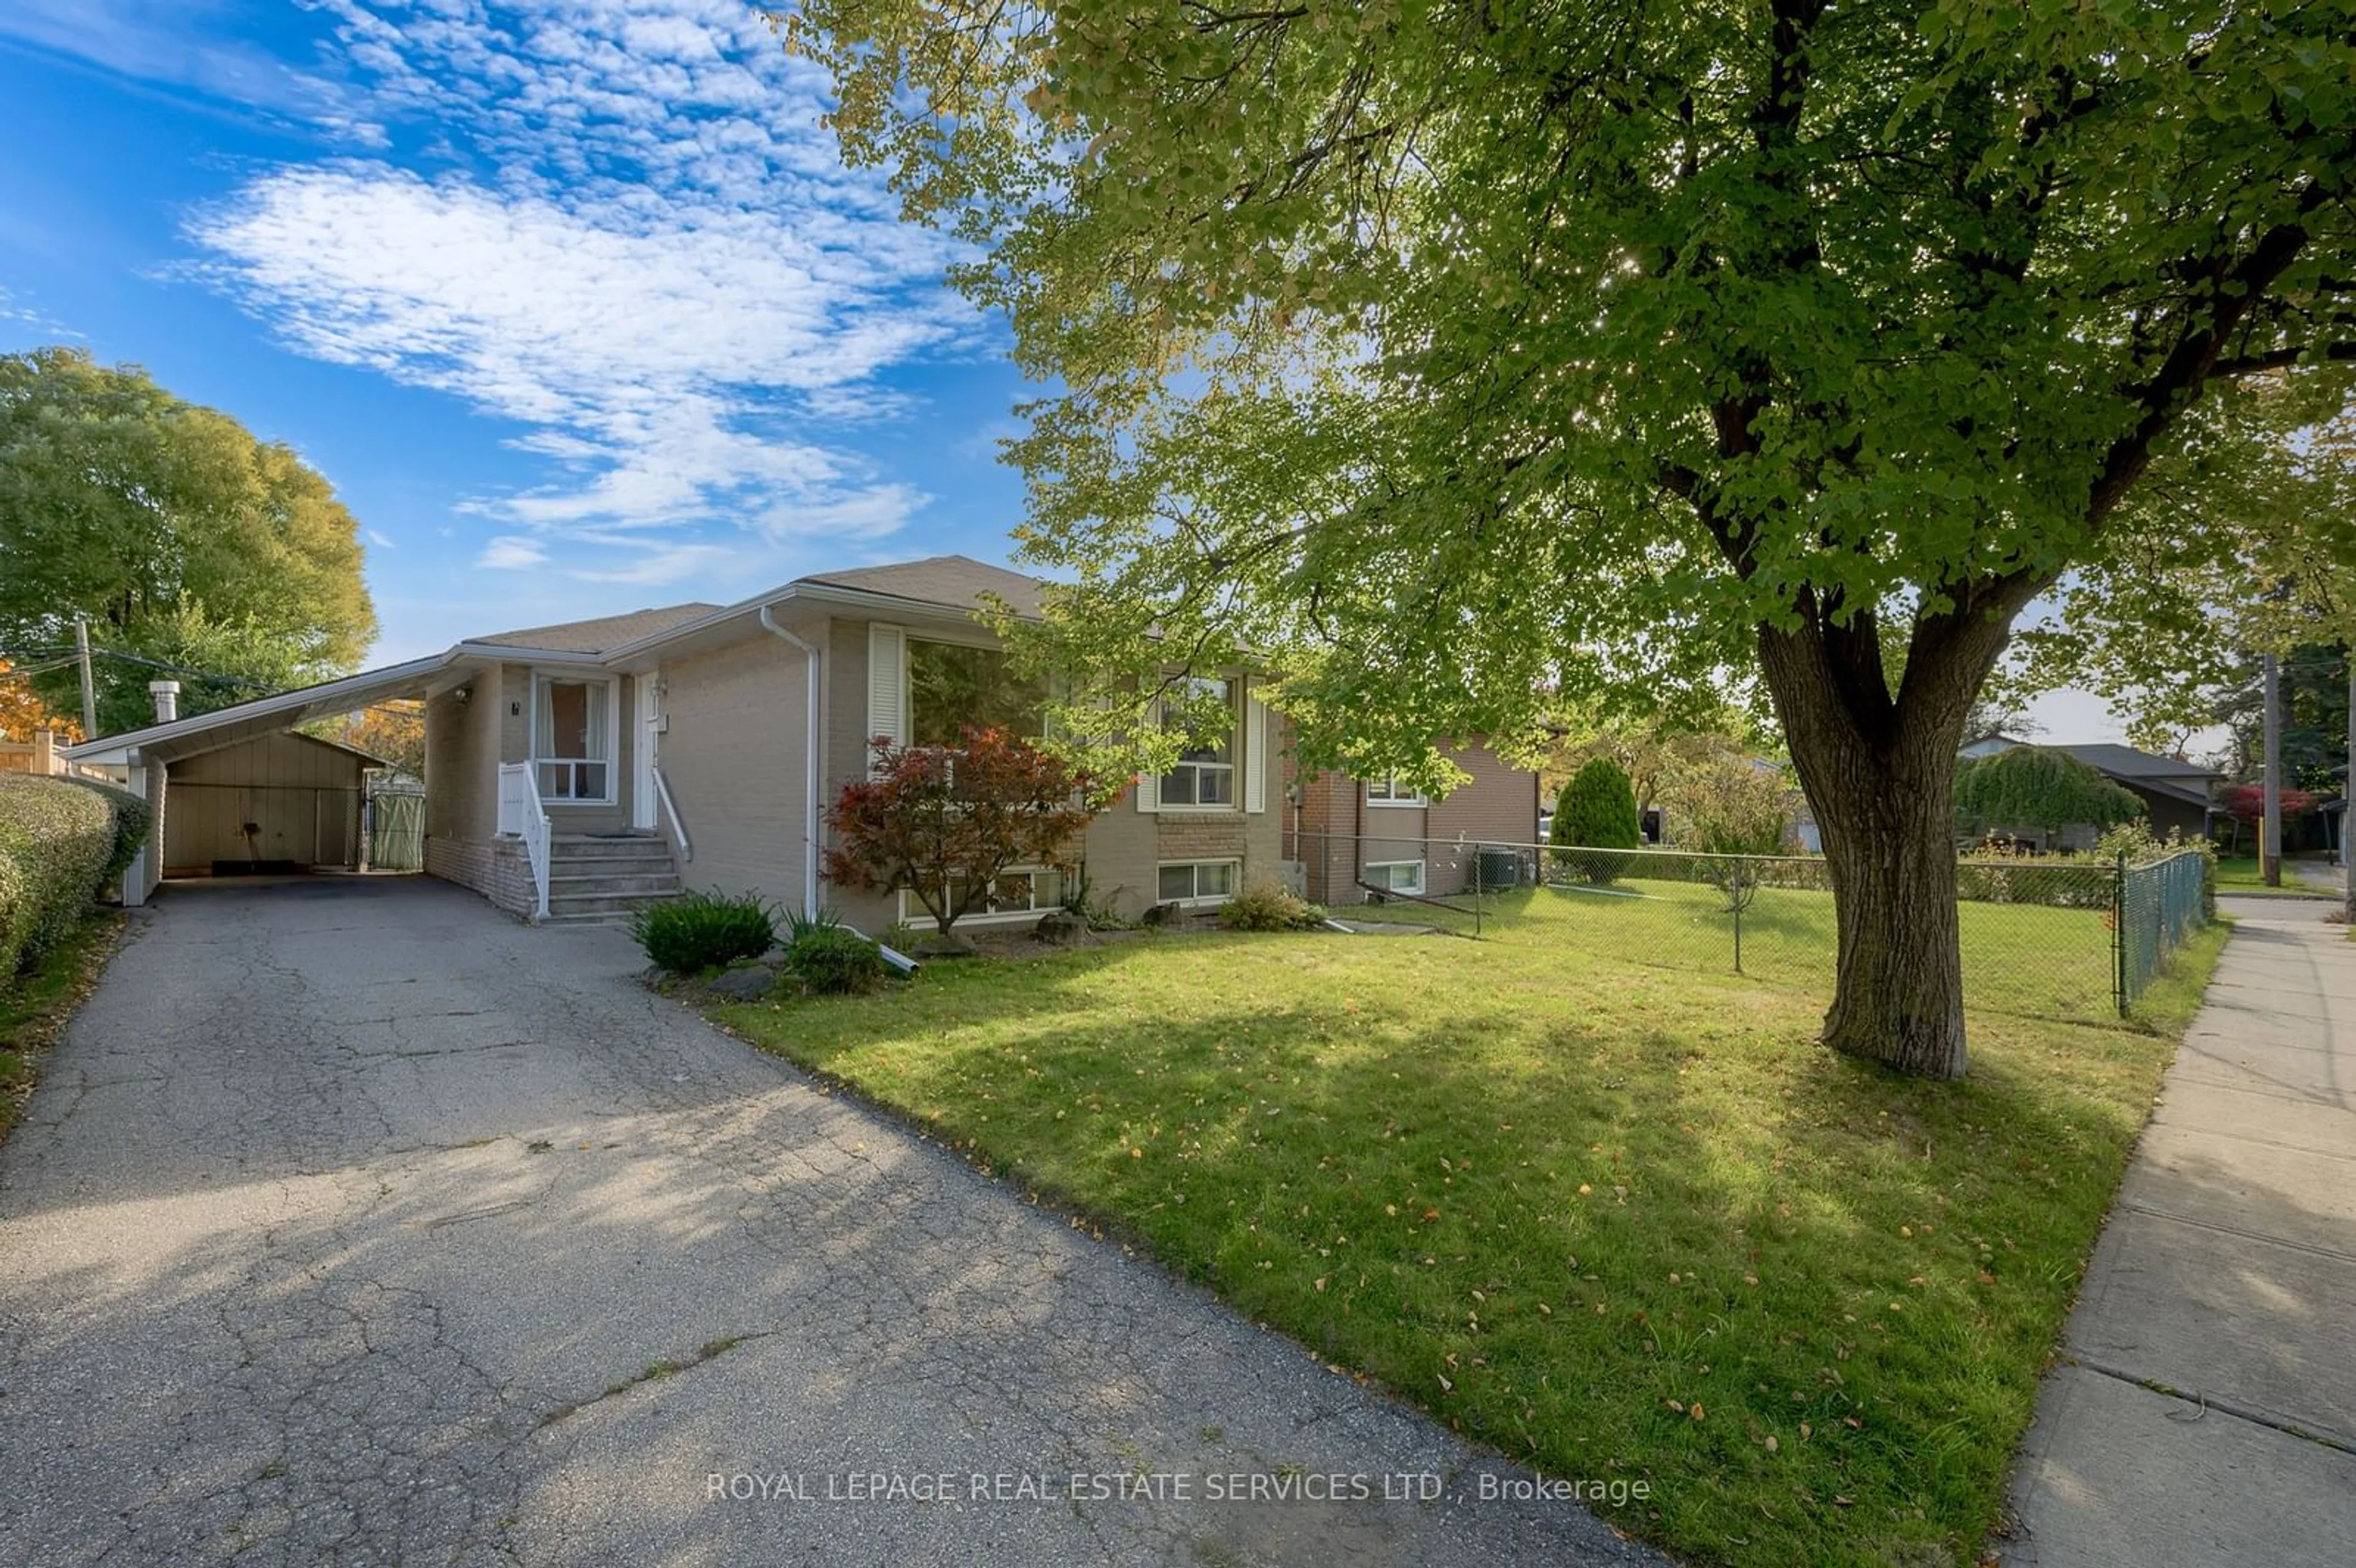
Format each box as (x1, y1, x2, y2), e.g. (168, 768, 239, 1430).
(707, 965, 778, 1001)
(1032, 909, 1088, 945)
(1141, 902, 1185, 928)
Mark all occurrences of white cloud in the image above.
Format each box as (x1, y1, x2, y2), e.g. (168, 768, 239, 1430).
(364, 528, 398, 550)
(476, 535, 549, 571)
(0, 0, 366, 127)
(177, 1, 980, 571)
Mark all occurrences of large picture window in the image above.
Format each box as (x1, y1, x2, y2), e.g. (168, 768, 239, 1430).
(907, 639, 1044, 747)
(1158, 677, 1235, 807)
(535, 676, 613, 801)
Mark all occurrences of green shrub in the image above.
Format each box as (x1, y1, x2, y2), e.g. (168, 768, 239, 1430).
(631, 890, 777, 973)
(0, 774, 134, 978)
(782, 921, 888, 994)
(1551, 758, 1642, 883)
(1218, 880, 1328, 931)
(65, 777, 153, 886)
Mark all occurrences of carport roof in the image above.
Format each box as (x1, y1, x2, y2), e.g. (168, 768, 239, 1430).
(63, 652, 460, 768)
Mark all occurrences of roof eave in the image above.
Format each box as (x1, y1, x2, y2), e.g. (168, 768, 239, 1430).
(601, 579, 1044, 666)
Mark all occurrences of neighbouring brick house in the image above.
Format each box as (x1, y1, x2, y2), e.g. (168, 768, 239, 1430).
(1283, 742, 1544, 904)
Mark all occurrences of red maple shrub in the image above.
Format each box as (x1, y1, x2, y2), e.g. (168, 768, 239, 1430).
(823, 728, 1106, 935)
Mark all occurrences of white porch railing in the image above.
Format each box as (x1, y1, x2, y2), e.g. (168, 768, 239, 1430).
(496, 762, 552, 920)
(650, 763, 691, 863)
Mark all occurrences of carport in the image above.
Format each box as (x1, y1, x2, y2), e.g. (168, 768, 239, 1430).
(160, 730, 381, 876)
(64, 654, 455, 905)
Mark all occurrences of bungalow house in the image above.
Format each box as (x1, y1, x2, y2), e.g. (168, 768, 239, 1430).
(66, 556, 1320, 928)
(1958, 733, 2221, 848)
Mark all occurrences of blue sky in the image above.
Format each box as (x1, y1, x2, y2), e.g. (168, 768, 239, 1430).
(0, 0, 2138, 743)
(0, 0, 1031, 664)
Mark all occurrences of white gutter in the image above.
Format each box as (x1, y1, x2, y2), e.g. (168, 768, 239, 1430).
(757, 606, 823, 920)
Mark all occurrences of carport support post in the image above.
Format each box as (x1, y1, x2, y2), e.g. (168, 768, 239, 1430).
(121, 749, 148, 907)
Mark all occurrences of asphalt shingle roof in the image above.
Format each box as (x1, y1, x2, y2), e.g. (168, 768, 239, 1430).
(2052, 742, 2220, 783)
(798, 555, 1045, 618)
(474, 603, 720, 655)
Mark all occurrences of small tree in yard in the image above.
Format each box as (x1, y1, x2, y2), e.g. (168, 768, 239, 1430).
(824, 728, 1104, 936)
(1954, 747, 2144, 849)
(1665, 754, 1793, 913)
(2217, 783, 2317, 858)
(1551, 757, 1642, 885)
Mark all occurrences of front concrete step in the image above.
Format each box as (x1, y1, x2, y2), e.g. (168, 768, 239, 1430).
(549, 870, 679, 896)
(538, 834, 682, 926)
(546, 889, 682, 919)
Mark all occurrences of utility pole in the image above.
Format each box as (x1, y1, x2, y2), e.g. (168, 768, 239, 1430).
(73, 613, 96, 739)
(2261, 650, 2282, 887)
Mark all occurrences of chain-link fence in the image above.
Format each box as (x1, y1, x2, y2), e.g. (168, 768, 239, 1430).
(2117, 848, 2211, 1010)
(1280, 831, 2212, 1022)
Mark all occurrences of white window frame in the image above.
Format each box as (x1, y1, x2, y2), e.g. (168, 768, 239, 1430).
(1365, 774, 1427, 807)
(1158, 678, 1238, 812)
(1157, 859, 1241, 905)
(898, 864, 1067, 928)
(529, 672, 620, 806)
(1366, 860, 1426, 895)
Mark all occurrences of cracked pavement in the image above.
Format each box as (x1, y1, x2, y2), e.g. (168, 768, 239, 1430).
(0, 877, 1658, 1568)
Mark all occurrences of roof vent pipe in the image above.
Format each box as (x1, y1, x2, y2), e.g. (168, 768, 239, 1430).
(148, 680, 180, 724)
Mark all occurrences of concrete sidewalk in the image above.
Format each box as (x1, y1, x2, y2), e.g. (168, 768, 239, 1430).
(2004, 896, 2356, 1567)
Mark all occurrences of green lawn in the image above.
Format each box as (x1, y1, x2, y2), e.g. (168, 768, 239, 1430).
(1403, 881, 2119, 1023)
(2212, 856, 2329, 895)
(1, 910, 123, 1142)
(715, 913, 2225, 1568)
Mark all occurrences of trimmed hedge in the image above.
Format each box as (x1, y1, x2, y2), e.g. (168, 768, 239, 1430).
(0, 774, 150, 978)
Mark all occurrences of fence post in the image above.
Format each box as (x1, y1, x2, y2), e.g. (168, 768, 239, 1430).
(2112, 850, 2129, 1018)
(1472, 841, 1484, 939)
(1731, 859, 1744, 975)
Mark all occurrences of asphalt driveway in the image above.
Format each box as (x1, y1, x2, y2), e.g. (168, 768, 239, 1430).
(0, 878, 1652, 1568)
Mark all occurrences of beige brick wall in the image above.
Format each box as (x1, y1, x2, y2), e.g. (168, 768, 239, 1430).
(425, 667, 502, 844)
(1425, 743, 1541, 894)
(1289, 742, 1539, 901)
(423, 834, 536, 918)
(653, 620, 814, 913)
(653, 612, 1295, 930)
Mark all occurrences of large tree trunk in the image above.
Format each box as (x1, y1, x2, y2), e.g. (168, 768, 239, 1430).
(1791, 709, 1969, 1078)
(1757, 605, 2000, 1081)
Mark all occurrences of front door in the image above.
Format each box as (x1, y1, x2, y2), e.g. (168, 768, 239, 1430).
(631, 671, 659, 831)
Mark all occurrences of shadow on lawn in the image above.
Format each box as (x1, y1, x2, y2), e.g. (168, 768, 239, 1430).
(727, 929, 2174, 1567)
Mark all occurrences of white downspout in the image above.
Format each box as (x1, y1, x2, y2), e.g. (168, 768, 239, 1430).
(758, 606, 822, 920)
